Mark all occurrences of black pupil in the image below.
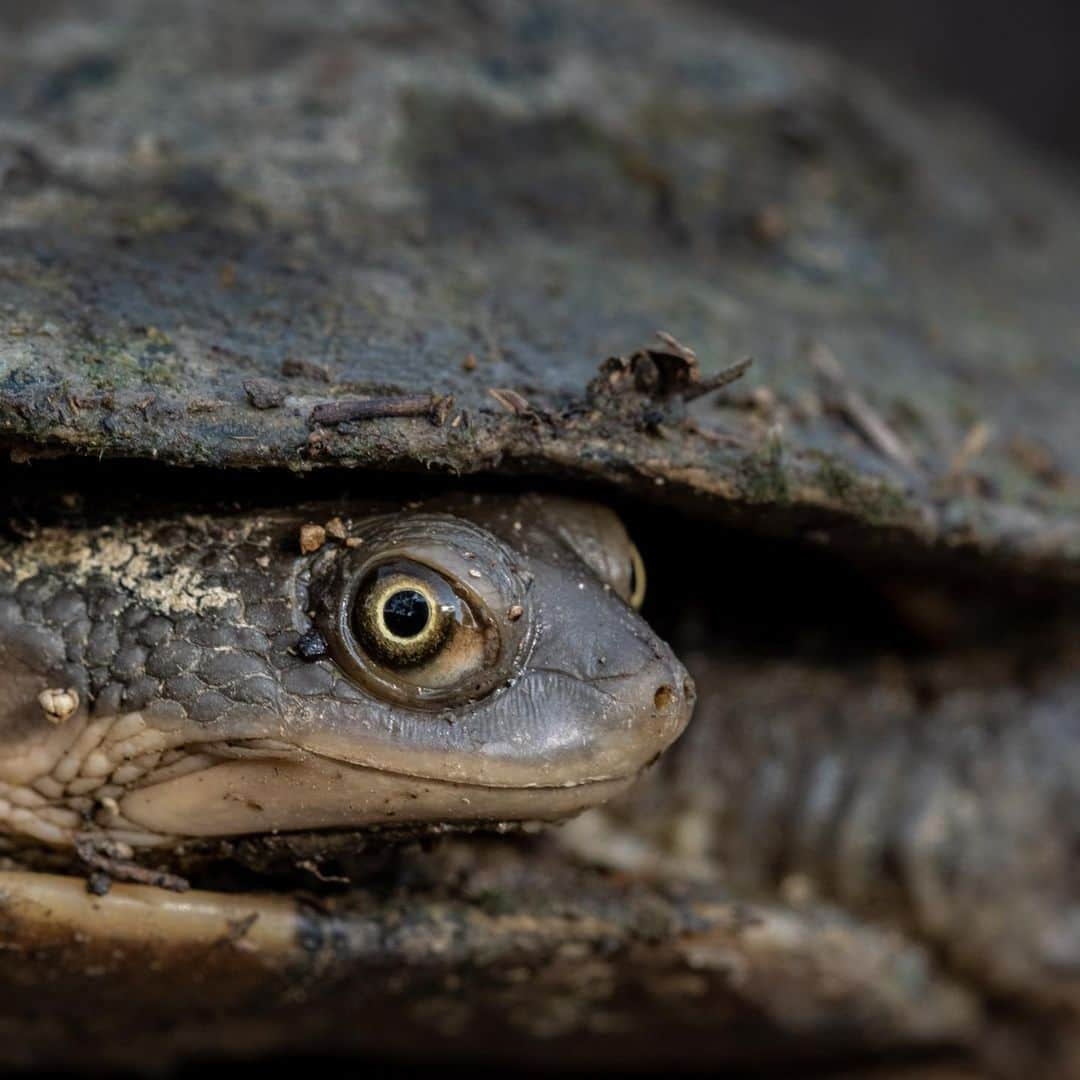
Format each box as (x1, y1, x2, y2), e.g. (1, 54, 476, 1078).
(383, 589, 430, 639)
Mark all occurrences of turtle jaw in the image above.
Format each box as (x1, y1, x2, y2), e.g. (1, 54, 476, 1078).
(111, 640, 694, 845)
(114, 755, 638, 843)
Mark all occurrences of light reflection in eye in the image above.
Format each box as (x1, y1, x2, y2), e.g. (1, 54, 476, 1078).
(380, 588, 431, 640)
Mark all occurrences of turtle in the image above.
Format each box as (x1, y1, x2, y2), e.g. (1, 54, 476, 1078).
(0, 492, 691, 857)
(0, 0, 1079, 1077)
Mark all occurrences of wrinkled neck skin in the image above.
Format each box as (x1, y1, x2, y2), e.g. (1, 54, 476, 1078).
(0, 494, 692, 853)
(575, 619, 1080, 1033)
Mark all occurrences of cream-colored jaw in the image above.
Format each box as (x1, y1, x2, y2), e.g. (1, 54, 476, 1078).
(0, 710, 636, 847)
(0, 703, 194, 847)
(115, 754, 635, 840)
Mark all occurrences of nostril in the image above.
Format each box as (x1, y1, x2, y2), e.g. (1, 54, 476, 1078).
(654, 684, 676, 711)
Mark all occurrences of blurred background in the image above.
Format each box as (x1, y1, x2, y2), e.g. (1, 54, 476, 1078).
(717, 0, 1080, 162)
(3, 0, 1079, 163)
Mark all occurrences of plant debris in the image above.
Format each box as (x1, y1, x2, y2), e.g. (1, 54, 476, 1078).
(487, 387, 532, 415)
(809, 343, 918, 473)
(75, 835, 190, 894)
(589, 332, 753, 403)
(309, 394, 453, 427)
(243, 379, 286, 410)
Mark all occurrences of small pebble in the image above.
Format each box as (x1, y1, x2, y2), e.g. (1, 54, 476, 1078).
(296, 629, 329, 660)
(86, 872, 112, 897)
(299, 523, 326, 554)
(243, 378, 285, 410)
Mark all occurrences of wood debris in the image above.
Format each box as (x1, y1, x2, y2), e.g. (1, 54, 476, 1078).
(75, 835, 191, 894)
(949, 421, 993, 475)
(243, 379, 286, 410)
(809, 343, 917, 473)
(589, 332, 752, 402)
(488, 387, 532, 415)
(309, 393, 452, 427)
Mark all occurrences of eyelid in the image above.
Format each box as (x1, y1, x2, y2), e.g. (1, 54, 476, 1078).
(628, 543, 647, 610)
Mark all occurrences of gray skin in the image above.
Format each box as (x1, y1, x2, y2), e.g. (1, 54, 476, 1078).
(586, 648, 1080, 1025)
(0, 494, 691, 849)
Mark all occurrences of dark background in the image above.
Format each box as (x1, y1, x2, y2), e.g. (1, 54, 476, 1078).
(3, 0, 1079, 162)
(716, 0, 1080, 163)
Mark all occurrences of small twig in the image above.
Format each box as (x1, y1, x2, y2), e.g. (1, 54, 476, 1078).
(682, 356, 754, 402)
(487, 387, 532, 415)
(296, 859, 352, 885)
(309, 393, 451, 427)
(654, 330, 698, 362)
(75, 835, 190, 893)
(809, 343, 917, 472)
(949, 420, 993, 476)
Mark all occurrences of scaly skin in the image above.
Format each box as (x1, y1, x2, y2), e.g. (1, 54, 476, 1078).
(0, 494, 692, 850)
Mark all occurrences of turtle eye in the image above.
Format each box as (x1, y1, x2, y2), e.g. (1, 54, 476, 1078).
(355, 570, 450, 667)
(628, 542, 647, 610)
(312, 514, 533, 710)
(350, 559, 496, 691)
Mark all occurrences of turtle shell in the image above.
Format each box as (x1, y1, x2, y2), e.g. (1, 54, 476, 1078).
(1, 1, 1077, 575)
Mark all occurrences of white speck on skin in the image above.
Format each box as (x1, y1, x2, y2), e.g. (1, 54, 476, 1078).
(6, 523, 239, 614)
(38, 688, 79, 724)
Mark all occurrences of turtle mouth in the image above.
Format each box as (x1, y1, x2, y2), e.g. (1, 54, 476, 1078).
(115, 753, 637, 843)
(104, 573, 694, 847)
(278, 648, 696, 795)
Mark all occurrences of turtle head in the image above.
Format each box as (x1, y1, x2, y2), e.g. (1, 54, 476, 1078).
(107, 495, 694, 842)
